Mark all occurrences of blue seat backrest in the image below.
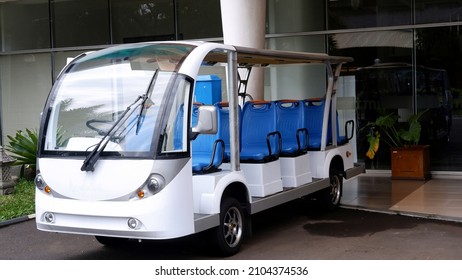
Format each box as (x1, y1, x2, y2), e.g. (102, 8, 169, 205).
(191, 104, 224, 173)
(240, 101, 281, 162)
(303, 98, 351, 149)
(328, 110, 347, 145)
(330, 110, 353, 145)
(275, 100, 308, 156)
(302, 98, 327, 149)
(216, 102, 241, 161)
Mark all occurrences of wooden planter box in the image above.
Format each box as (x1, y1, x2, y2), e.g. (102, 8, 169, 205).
(390, 145, 430, 180)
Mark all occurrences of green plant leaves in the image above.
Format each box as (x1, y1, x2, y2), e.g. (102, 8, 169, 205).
(398, 121, 422, 145)
(362, 109, 429, 159)
(5, 128, 38, 169)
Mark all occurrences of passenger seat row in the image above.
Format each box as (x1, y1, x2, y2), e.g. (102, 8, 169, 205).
(192, 99, 354, 174)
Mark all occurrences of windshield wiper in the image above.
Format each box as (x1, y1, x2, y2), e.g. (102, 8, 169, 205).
(80, 95, 146, 172)
(81, 69, 159, 172)
(135, 69, 158, 134)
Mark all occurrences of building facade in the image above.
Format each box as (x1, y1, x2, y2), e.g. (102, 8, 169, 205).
(1, 0, 461, 173)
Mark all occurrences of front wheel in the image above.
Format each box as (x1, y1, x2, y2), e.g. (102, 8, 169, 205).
(210, 197, 245, 256)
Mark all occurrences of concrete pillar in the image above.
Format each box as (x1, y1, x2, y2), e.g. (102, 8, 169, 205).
(220, 0, 266, 100)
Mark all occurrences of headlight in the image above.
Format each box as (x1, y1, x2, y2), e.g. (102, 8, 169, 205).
(131, 174, 165, 200)
(34, 173, 46, 190)
(34, 172, 53, 195)
(146, 175, 165, 193)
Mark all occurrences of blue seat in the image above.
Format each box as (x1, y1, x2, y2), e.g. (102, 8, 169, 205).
(240, 101, 281, 162)
(302, 98, 326, 150)
(303, 98, 354, 149)
(330, 111, 354, 145)
(275, 100, 308, 156)
(191, 104, 224, 174)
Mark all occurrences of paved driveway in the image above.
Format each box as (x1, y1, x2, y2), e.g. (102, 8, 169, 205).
(2, 200, 462, 260)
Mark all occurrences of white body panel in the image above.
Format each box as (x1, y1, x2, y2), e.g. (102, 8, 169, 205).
(309, 142, 355, 179)
(280, 154, 313, 188)
(192, 169, 247, 214)
(240, 160, 284, 197)
(39, 158, 151, 200)
(36, 159, 195, 239)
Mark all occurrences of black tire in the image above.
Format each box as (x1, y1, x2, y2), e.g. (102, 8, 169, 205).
(94, 236, 129, 247)
(211, 197, 245, 256)
(317, 170, 343, 211)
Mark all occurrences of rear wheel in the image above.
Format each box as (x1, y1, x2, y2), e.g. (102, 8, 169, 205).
(318, 170, 343, 211)
(210, 197, 245, 256)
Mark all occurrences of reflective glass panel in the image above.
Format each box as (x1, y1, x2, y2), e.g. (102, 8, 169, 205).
(53, 0, 110, 47)
(416, 26, 462, 171)
(0, 0, 49, 51)
(177, 0, 222, 39)
(330, 30, 413, 169)
(0, 53, 52, 143)
(266, 0, 325, 33)
(265, 36, 326, 100)
(415, 0, 462, 24)
(328, 0, 412, 30)
(111, 0, 175, 43)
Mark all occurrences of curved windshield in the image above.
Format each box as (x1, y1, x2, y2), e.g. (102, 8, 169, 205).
(41, 43, 195, 158)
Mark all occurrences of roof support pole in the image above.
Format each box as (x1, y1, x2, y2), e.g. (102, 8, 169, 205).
(227, 50, 240, 172)
(321, 61, 334, 151)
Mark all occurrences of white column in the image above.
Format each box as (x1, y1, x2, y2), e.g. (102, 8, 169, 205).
(220, 0, 266, 100)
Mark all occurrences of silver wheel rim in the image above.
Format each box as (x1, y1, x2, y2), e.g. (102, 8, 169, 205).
(330, 175, 341, 205)
(223, 206, 243, 248)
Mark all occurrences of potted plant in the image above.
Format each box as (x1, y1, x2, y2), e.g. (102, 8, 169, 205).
(364, 109, 430, 180)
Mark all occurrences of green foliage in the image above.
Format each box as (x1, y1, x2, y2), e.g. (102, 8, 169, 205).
(363, 109, 428, 159)
(5, 128, 38, 177)
(0, 179, 35, 221)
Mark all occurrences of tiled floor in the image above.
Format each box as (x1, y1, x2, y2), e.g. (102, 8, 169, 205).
(341, 173, 462, 223)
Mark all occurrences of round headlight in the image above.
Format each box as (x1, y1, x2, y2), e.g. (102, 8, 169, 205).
(131, 174, 166, 200)
(34, 174, 46, 190)
(147, 176, 162, 193)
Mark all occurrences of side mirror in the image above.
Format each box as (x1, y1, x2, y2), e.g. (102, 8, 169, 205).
(191, 105, 218, 139)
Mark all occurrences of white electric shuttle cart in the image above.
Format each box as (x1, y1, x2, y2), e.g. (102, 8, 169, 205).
(35, 41, 364, 256)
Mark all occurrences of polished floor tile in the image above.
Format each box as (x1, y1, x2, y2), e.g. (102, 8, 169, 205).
(342, 174, 462, 222)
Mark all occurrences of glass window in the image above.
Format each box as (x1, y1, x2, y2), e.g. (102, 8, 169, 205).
(46, 53, 161, 154)
(266, 0, 325, 34)
(329, 30, 413, 169)
(415, 0, 462, 24)
(111, 0, 175, 43)
(162, 78, 191, 153)
(53, 0, 110, 47)
(416, 26, 462, 171)
(42, 43, 195, 157)
(328, 0, 412, 30)
(265, 36, 326, 100)
(329, 30, 413, 66)
(0, 0, 49, 51)
(177, 0, 222, 39)
(0, 53, 52, 144)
